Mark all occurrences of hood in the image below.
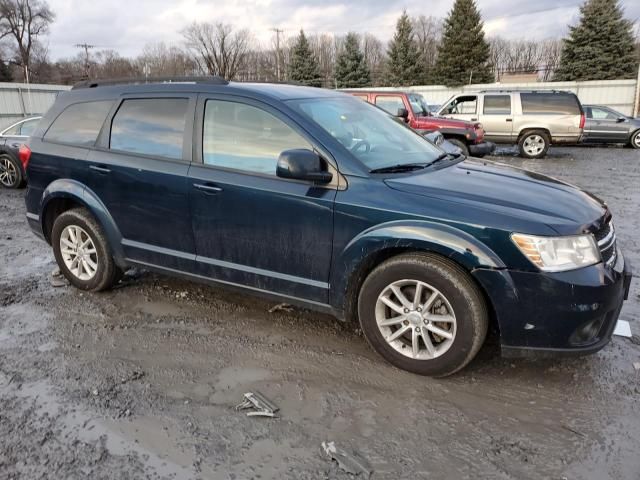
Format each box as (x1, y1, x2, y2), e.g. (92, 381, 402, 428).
(384, 159, 608, 235)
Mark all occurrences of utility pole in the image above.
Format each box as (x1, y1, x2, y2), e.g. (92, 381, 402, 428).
(271, 28, 284, 81)
(75, 43, 96, 79)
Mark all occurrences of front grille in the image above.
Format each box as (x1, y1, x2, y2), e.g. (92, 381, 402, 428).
(593, 220, 617, 266)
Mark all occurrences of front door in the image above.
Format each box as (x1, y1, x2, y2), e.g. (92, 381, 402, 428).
(85, 94, 197, 270)
(584, 106, 630, 143)
(479, 94, 514, 142)
(188, 96, 336, 303)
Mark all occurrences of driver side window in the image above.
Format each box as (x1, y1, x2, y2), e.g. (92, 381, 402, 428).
(203, 100, 312, 176)
(445, 96, 477, 114)
(591, 108, 617, 120)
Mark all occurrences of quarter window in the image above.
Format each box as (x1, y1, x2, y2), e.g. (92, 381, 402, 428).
(202, 100, 312, 176)
(110, 98, 188, 160)
(44, 101, 113, 146)
(483, 95, 511, 115)
(375, 96, 406, 116)
(520, 93, 581, 115)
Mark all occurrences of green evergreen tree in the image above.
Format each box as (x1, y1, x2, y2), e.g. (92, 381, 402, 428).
(432, 0, 493, 86)
(288, 30, 322, 87)
(386, 11, 423, 86)
(335, 33, 371, 88)
(555, 0, 636, 81)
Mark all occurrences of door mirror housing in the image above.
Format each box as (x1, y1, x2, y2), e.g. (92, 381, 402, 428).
(277, 149, 333, 184)
(397, 108, 410, 122)
(616, 117, 626, 123)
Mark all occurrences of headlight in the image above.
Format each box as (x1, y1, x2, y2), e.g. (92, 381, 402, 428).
(511, 233, 600, 272)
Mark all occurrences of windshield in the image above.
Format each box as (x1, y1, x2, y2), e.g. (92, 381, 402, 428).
(288, 96, 442, 171)
(408, 94, 430, 116)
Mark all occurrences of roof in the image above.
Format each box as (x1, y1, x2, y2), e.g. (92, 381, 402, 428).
(68, 76, 347, 101)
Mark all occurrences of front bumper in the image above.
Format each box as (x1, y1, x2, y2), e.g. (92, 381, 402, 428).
(473, 248, 632, 357)
(469, 141, 496, 157)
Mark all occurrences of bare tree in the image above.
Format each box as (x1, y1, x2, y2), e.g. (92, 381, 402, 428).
(362, 33, 385, 85)
(308, 33, 336, 88)
(0, 0, 54, 81)
(182, 22, 252, 80)
(412, 15, 441, 81)
(137, 42, 197, 77)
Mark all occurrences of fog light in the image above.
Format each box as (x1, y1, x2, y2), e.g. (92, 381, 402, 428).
(569, 316, 605, 345)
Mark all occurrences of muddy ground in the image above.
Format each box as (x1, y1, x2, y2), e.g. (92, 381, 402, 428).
(1, 146, 639, 480)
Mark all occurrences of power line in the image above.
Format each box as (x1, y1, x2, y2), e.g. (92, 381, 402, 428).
(74, 43, 96, 78)
(271, 28, 284, 81)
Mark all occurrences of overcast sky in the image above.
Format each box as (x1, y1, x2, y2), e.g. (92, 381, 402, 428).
(46, 0, 640, 60)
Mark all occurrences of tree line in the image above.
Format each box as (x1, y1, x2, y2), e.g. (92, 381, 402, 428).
(0, 0, 637, 87)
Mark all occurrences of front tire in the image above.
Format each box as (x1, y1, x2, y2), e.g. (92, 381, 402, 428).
(518, 130, 550, 159)
(51, 208, 119, 291)
(447, 138, 470, 156)
(0, 154, 24, 189)
(628, 130, 640, 149)
(357, 253, 488, 377)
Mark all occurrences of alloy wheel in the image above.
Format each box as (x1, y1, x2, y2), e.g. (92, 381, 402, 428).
(0, 157, 17, 187)
(523, 135, 545, 156)
(633, 132, 640, 148)
(59, 225, 99, 281)
(375, 279, 457, 360)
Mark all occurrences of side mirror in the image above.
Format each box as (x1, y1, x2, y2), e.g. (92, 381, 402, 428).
(276, 149, 333, 184)
(616, 117, 626, 123)
(397, 108, 409, 122)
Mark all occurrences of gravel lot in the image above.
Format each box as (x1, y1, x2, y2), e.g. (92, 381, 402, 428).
(1, 146, 639, 479)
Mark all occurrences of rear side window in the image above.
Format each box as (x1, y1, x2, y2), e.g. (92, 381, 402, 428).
(483, 95, 511, 115)
(110, 98, 188, 160)
(521, 93, 581, 115)
(44, 101, 113, 146)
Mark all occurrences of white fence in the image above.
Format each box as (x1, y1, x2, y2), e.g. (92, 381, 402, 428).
(352, 79, 640, 116)
(0, 82, 71, 130)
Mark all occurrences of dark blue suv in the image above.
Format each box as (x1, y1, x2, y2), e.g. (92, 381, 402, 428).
(24, 77, 632, 376)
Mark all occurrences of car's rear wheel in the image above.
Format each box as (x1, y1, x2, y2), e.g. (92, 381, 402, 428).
(629, 130, 640, 149)
(52, 208, 120, 291)
(518, 130, 550, 159)
(447, 138, 470, 156)
(357, 253, 488, 377)
(0, 154, 23, 189)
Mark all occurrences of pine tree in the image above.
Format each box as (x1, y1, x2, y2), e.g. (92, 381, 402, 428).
(335, 33, 371, 88)
(555, 0, 636, 81)
(432, 0, 493, 86)
(386, 11, 423, 86)
(288, 30, 322, 87)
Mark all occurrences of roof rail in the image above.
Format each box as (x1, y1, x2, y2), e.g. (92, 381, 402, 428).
(477, 89, 571, 94)
(71, 75, 229, 90)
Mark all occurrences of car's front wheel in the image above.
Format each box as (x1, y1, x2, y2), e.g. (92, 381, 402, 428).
(358, 253, 488, 377)
(52, 208, 120, 291)
(629, 130, 640, 149)
(0, 154, 24, 189)
(447, 138, 470, 156)
(518, 130, 550, 159)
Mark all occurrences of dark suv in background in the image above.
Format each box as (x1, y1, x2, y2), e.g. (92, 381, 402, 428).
(23, 78, 632, 376)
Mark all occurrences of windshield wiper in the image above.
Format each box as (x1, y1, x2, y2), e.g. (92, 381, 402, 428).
(428, 152, 463, 166)
(370, 163, 429, 174)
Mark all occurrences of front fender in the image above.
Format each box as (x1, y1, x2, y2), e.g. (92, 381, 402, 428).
(330, 220, 505, 313)
(41, 179, 125, 265)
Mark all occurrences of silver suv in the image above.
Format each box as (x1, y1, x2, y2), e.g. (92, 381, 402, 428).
(437, 90, 585, 159)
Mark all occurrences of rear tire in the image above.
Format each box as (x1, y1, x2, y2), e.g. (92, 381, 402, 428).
(51, 208, 119, 292)
(357, 253, 488, 377)
(447, 138, 470, 156)
(518, 130, 550, 159)
(0, 154, 24, 189)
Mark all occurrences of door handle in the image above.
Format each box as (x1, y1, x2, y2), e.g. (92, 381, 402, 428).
(89, 165, 111, 174)
(506, 118, 513, 122)
(470, 118, 478, 121)
(193, 183, 223, 194)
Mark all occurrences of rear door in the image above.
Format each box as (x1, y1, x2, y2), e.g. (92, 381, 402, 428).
(479, 94, 513, 142)
(584, 106, 629, 143)
(85, 94, 197, 271)
(188, 95, 337, 303)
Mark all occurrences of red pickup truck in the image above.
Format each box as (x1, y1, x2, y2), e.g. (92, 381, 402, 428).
(348, 90, 496, 157)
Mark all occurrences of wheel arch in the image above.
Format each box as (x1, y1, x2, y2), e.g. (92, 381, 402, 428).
(517, 127, 551, 142)
(40, 180, 126, 266)
(331, 220, 505, 324)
